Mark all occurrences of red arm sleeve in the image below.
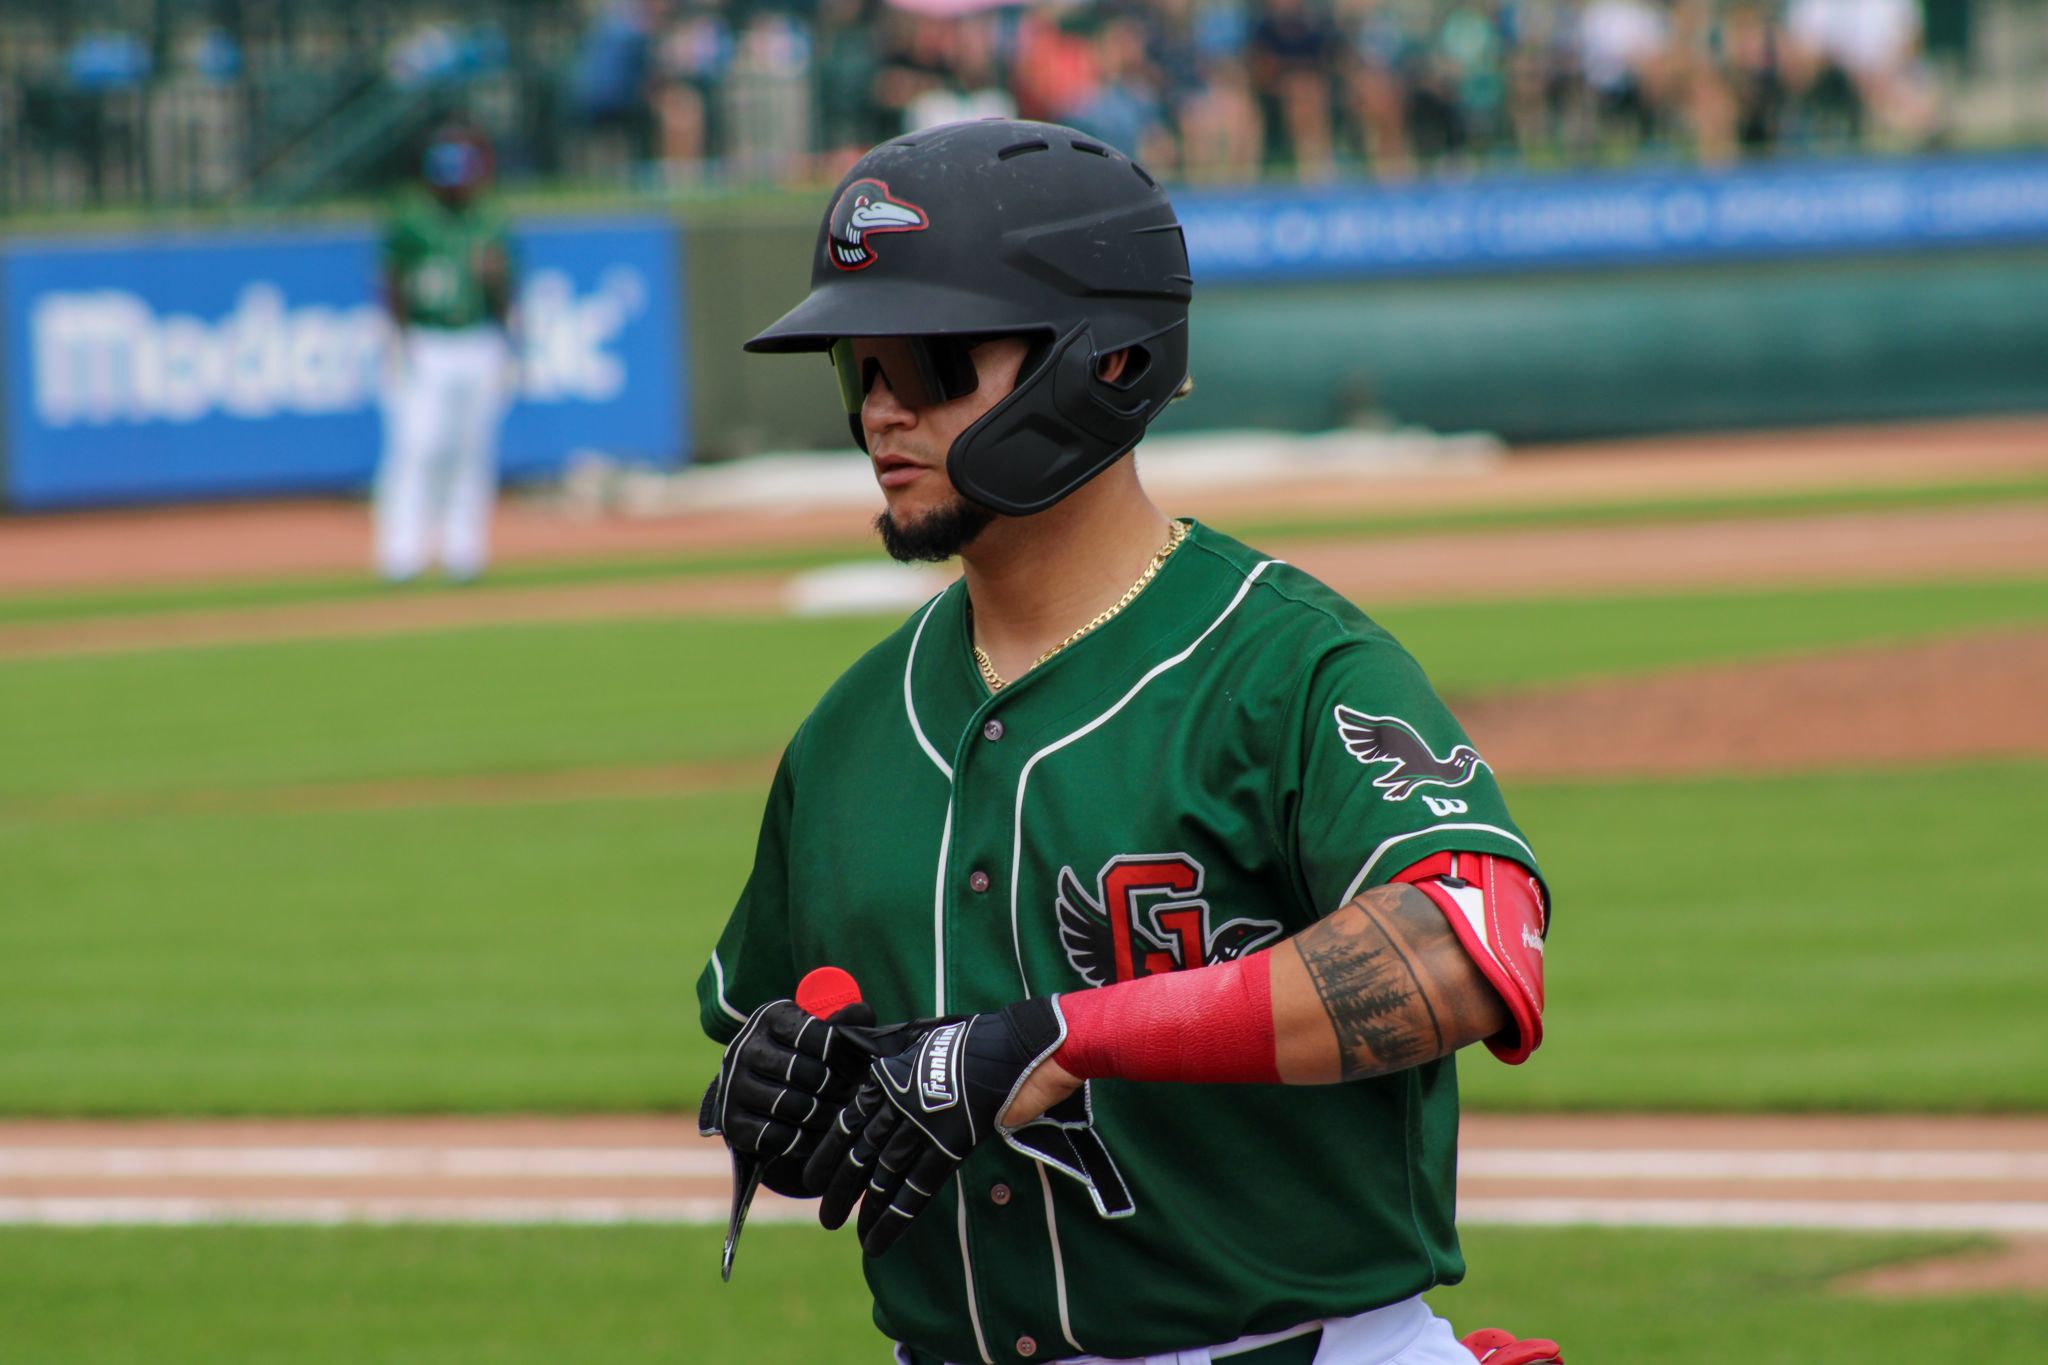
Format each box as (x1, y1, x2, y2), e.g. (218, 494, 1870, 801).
(1052, 950, 1282, 1085)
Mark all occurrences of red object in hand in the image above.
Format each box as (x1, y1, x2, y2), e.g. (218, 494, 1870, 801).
(796, 966, 863, 1020)
(1461, 1328, 1564, 1364)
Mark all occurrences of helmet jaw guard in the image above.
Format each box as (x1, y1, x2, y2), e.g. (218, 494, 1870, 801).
(746, 120, 1192, 517)
(948, 318, 1188, 516)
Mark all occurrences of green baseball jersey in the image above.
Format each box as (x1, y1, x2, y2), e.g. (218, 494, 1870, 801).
(382, 189, 513, 330)
(697, 521, 1543, 1364)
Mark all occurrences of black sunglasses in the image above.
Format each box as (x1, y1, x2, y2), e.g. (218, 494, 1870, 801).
(827, 336, 994, 413)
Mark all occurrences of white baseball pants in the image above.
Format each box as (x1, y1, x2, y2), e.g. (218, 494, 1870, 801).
(897, 1294, 1482, 1365)
(375, 324, 512, 582)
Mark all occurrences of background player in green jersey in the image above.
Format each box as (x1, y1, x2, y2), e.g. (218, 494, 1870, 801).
(698, 119, 1560, 1365)
(375, 120, 518, 584)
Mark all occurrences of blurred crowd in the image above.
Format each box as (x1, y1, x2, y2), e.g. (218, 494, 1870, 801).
(575, 0, 1945, 185)
(0, 0, 1973, 213)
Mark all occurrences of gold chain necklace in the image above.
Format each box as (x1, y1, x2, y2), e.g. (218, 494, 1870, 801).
(973, 520, 1188, 693)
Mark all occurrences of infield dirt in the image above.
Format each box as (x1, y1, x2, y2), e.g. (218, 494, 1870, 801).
(4, 414, 2046, 597)
(1, 1114, 2041, 1295)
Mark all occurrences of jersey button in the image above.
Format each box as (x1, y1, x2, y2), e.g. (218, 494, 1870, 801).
(982, 718, 1005, 742)
(968, 870, 991, 894)
(989, 1183, 1011, 1206)
(1014, 1335, 1037, 1358)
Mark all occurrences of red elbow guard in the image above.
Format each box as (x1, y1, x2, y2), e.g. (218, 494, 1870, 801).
(1394, 851, 1548, 1064)
(1053, 951, 1282, 1086)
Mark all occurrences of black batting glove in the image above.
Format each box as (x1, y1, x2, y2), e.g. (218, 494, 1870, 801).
(704, 998, 888, 1285)
(804, 996, 1068, 1256)
(703, 997, 943, 1280)
(699, 999, 948, 1199)
(699, 998, 881, 1176)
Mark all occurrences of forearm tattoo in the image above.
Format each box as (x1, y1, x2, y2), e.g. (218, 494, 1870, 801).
(1294, 884, 1451, 1081)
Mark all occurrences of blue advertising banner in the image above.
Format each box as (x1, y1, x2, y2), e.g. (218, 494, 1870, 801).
(1178, 152, 2048, 285)
(3, 218, 685, 509)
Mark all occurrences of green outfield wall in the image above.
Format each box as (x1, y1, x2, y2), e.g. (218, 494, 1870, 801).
(692, 226, 2048, 454)
(1165, 247, 2048, 441)
(685, 214, 846, 458)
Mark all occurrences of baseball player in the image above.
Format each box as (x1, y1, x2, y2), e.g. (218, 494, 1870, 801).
(696, 119, 1559, 1365)
(374, 121, 517, 584)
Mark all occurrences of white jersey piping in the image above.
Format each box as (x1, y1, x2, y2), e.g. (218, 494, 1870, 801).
(1007, 560, 1280, 994)
(1037, 1163, 1084, 1354)
(904, 597, 972, 1338)
(905, 596, 954, 781)
(901, 593, 960, 1013)
(1339, 822, 1537, 906)
(931, 806, 953, 1014)
(956, 1173, 994, 1364)
(708, 950, 748, 1026)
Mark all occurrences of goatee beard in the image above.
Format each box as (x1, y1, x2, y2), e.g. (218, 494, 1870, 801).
(875, 497, 997, 563)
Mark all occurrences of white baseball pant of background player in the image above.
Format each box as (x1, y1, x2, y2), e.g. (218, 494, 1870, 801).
(896, 1294, 1483, 1365)
(376, 324, 514, 582)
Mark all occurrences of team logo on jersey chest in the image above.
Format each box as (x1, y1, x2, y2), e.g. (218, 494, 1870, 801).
(1333, 705, 1489, 801)
(1056, 853, 1284, 987)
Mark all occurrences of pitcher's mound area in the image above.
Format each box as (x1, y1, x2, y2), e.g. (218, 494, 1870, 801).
(1459, 625, 2048, 780)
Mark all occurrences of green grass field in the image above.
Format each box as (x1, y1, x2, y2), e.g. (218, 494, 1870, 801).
(0, 615, 882, 803)
(6, 762, 2041, 1114)
(4, 569, 2046, 1113)
(1466, 761, 2048, 1111)
(0, 794, 740, 1113)
(0, 1224, 2023, 1365)
(6, 577, 2044, 807)
(4, 483, 2043, 1358)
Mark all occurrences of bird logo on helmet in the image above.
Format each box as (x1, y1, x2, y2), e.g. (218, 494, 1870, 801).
(746, 119, 1194, 516)
(827, 179, 929, 271)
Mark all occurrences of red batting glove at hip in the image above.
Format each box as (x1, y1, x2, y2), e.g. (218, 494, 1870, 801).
(1462, 1328, 1564, 1363)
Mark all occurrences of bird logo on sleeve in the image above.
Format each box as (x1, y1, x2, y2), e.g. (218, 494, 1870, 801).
(1333, 706, 1489, 801)
(827, 179, 929, 271)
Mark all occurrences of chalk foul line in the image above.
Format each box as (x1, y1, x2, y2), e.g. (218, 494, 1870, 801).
(3, 1143, 2044, 1231)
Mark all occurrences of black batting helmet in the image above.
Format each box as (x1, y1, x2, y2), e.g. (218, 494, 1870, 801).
(745, 119, 1194, 517)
